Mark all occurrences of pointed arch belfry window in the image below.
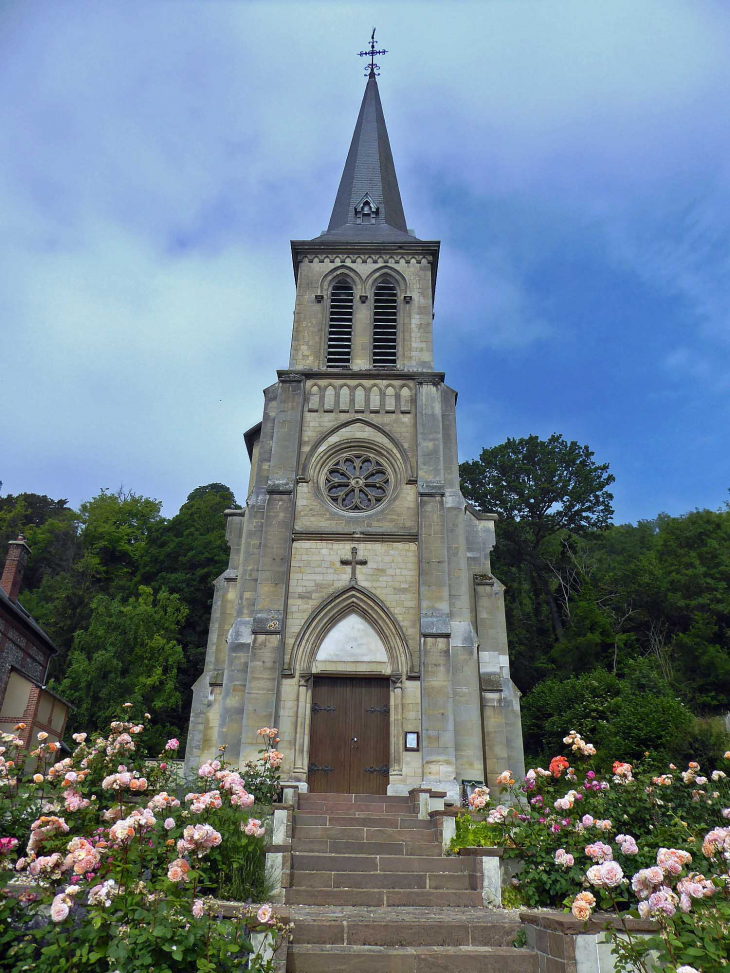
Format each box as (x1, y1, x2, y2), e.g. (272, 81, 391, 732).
(326, 279, 354, 368)
(372, 277, 398, 368)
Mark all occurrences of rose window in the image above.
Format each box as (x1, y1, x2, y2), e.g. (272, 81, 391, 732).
(324, 454, 391, 511)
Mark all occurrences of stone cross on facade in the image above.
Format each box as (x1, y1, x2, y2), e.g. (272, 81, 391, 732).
(340, 545, 367, 583)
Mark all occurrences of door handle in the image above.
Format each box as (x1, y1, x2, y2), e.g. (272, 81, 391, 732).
(351, 737, 357, 742)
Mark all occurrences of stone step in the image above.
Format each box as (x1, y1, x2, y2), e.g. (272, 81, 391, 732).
(284, 888, 485, 908)
(292, 839, 444, 857)
(297, 799, 417, 814)
(293, 826, 437, 844)
(298, 793, 413, 806)
(295, 812, 431, 830)
(291, 870, 472, 890)
(290, 913, 521, 948)
(292, 853, 465, 873)
(287, 945, 537, 972)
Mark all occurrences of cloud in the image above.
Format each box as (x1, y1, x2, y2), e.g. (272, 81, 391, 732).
(436, 247, 549, 350)
(1, 0, 729, 520)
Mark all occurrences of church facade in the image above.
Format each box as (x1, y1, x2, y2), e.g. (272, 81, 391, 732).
(186, 72, 525, 798)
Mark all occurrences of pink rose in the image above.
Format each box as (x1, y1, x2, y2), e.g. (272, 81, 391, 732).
(50, 899, 70, 923)
(599, 861, 624, 888)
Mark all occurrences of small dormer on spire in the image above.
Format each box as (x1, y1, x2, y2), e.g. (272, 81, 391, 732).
(354, 192, 379, 224)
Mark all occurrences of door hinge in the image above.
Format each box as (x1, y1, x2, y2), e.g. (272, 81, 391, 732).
(308, 762, 334, 774)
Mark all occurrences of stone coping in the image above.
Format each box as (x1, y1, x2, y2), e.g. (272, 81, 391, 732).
(519, 910, 658, 935)
(273, 803, 295, 811)
(408, 788, 447, 798)
(5, 882, 291, 925)
(211, 899, 291, 920)
(428, 807, 461, 819)
(457, 847, 503, 858)
(288, 905, 521, 922)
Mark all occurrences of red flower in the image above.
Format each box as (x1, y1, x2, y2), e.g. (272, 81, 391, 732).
(549, 756, 570, 778)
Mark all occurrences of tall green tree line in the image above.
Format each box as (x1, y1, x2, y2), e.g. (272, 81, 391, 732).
(3, 438, 728, 761)
(461, 434, 730, 765)
(0, 484, 237, 748)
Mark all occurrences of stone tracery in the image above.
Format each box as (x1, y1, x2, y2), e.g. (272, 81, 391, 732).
(324, 453, 390, 511)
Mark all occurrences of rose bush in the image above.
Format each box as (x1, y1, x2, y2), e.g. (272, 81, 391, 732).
(0, 710, 290, 972)
(452, 731, 730, 972)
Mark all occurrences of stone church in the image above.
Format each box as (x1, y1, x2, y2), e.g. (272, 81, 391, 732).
(186, 70, 525, 799)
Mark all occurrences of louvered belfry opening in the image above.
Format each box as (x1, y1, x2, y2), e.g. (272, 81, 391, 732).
(326, 280, 354, 368)
(372, 279, 398, 368)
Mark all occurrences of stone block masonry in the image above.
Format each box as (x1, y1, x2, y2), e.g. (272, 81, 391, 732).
(186, 61, 525, 805)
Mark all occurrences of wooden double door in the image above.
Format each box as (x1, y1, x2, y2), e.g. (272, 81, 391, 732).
(308, 677, 390, 794)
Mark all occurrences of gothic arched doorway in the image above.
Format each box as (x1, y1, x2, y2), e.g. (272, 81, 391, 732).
(308, 613, 390, 794)
(289, 588, 410, 794)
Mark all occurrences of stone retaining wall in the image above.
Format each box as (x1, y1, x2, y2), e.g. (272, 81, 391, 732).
(520, 911, 658, 973)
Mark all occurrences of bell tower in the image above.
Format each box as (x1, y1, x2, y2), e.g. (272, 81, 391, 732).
(187, 48, 525, 798)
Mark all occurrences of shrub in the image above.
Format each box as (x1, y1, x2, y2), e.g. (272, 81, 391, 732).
(521, 666, 698, 769)
(452, 728, 730, 971)
(0, 712, 290, 972)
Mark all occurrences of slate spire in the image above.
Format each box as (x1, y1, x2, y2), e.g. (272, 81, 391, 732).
(318, 75, 416, 242)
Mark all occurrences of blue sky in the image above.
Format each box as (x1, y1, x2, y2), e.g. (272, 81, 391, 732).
(2, 0, 729, 524)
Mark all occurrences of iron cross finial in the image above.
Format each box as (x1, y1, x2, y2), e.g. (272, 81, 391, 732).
(359, 28, 387, 78)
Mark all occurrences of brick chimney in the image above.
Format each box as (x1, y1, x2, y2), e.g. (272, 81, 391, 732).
(1, 535, 31, 602)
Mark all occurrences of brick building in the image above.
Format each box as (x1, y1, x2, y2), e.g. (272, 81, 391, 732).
(0, 535, 72, 748)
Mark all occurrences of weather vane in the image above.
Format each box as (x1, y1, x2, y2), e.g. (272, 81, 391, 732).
(359, 28, 387, 78)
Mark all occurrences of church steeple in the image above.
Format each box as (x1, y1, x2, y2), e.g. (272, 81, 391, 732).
(318, 74, 416, 242)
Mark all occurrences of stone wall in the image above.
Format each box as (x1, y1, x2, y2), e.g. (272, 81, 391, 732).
(283, 541, 419, 672)
(520, 911, 658, 973)
(289, 255, 435, 372)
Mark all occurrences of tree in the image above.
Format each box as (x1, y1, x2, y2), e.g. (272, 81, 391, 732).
(0, 494, 77, 588)
(9, 483, 235, 740)
(639, 508, 730, 709)
(18, 489, 163, 675)
(460, 434, 615, 636)
(57, 586, 186, 750)
(0, 492, 70, 537)
(134, 483, 238, 722)
(75, 488, 162, 598)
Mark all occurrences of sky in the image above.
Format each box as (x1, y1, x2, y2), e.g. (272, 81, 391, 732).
(2, 0, 729, 525)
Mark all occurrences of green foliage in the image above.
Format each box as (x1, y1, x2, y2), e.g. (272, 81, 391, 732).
(521, 665, 696, 769)
(461, 433, 615, 640)
(450, 736, 730, 918)
(58, 587, 186, 748)
(451, 813, 504, 849)
(608, 894, 730, 973)
(135, 483, 237, 709)
(459, 433, 615, 542)
(0, 711, 287, 972)
(2, 483, 236, 744)
(460, 434, 730, 729)
(550, 586, 619, 673)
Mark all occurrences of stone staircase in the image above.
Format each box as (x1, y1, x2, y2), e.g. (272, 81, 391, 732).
(284, 792, 537, 972)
